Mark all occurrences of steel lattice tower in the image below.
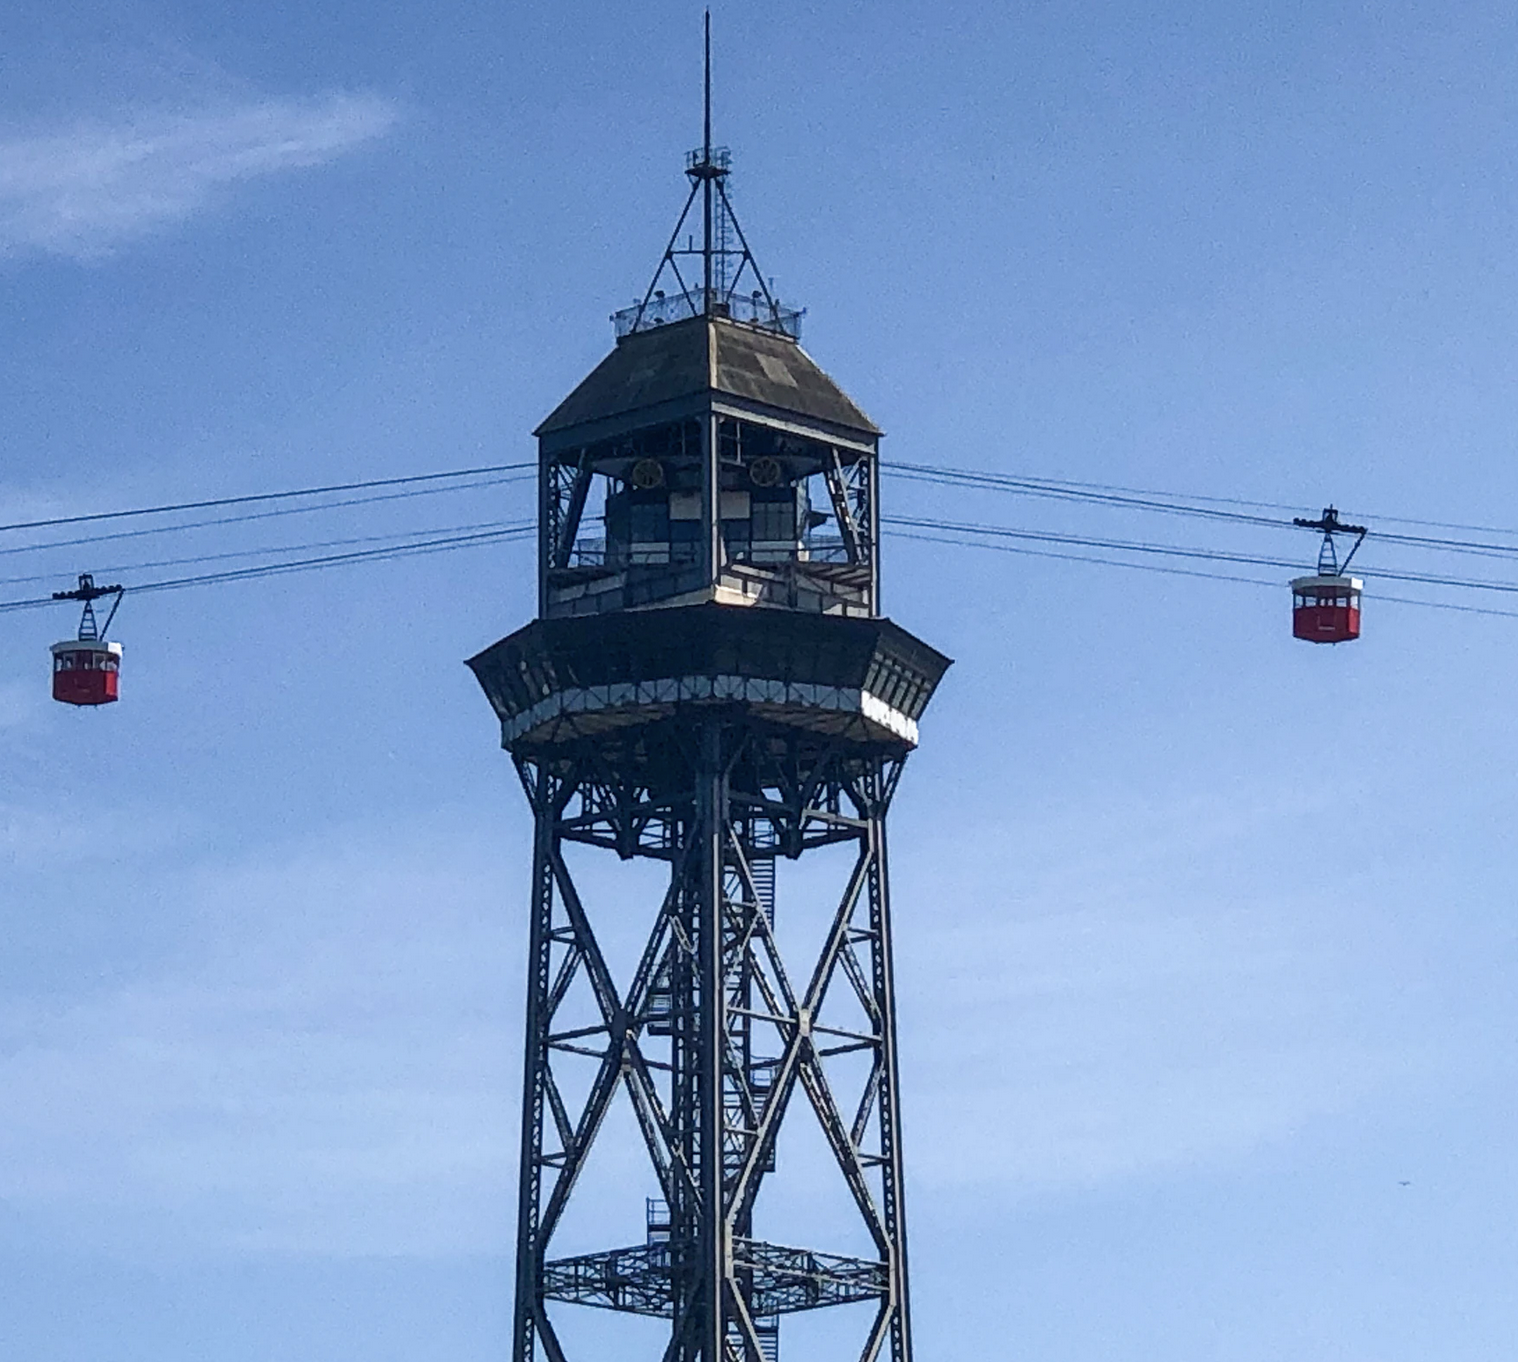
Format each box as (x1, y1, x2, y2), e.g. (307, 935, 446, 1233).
(468, 25, 949, 1361)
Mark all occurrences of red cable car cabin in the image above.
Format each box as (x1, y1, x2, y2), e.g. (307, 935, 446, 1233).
(1291, 574, 1361, 644)
(51, 639, 123, 705)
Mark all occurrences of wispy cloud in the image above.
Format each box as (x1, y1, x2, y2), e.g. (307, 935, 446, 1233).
(0, 819, 517, 1258)
(0, 94, 398, 259)
(878, 785, 1473, 1198)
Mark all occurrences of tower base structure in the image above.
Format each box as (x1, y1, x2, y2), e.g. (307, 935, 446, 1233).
(470, 604, 948, 1362)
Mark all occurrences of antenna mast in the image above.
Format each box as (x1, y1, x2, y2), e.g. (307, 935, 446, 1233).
(703, 8, 713, 307)
(615, 14, 803, 340)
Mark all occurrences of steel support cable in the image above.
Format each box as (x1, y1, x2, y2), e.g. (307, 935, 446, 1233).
(887, 515, 1518, 597)
(889, 528, 1282, 587)
(1360, 527, 1518, 559)
(883, 514, 1304, 569)
(883, 462, 1297, 528)
(883, 458, 1308, 513)
(9, 453, 1518, 564)
(4, 513, 1516, 620)
(0, 460, 537, 536)
(0, 524, 535, 613)
(0, 517, 535, 587)
(5, 454, 1518, 610)
(887, 527, 1518, 619)
(884, 460, 1518, 557)
(0, 472, 536, 561)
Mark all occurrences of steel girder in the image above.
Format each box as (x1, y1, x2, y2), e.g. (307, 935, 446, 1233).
(543, 1236, 889, 1316)
(509, 713, 914, 1362)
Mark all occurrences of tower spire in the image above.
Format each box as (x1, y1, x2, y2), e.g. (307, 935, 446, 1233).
(614, 13, 804, 340)
(701, 7, 714, 308)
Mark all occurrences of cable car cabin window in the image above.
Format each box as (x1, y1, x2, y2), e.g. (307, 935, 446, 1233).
(54, 649, 120, 672)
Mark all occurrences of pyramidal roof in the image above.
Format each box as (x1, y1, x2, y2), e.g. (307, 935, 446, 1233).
(535, 314, 880, 440)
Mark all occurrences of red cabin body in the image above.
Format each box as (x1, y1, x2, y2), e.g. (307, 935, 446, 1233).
(1291, 574, 1362, 644)
(51, 640, 122, 705)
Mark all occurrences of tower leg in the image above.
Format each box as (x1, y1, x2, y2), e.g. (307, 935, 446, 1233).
(870, 801, 914, 1362)
(698, 717, 727, 1362)
(513, 759, 558, 1362)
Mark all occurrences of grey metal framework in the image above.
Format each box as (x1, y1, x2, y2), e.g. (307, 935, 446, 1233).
(467, 23, 948, 1361)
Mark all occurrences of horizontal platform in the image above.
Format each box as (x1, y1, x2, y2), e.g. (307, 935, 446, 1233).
(542, 1236, 889, 1317)
(467, 603, 949, 754)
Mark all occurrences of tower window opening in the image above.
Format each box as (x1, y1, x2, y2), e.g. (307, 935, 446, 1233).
(750, 497, 796, 545)
(629, 502, 669, 541)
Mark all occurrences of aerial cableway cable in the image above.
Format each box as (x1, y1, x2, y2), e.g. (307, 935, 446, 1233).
(0, 523, 535, 614)
(884, 514, 1304, 570)
(0, 517, 533, 587)
(883, 515, 1518, 597)
(0, 460, 536, 536)
(3, 514, 1517, 618)
(888, 526, 1518, 620)
(0, 472, 536, 561)
(6, 455, 1518, 619)
(885, 461, 1518, 560)
(8, 454, 1518, 564)
(885, 461, 1295, 529)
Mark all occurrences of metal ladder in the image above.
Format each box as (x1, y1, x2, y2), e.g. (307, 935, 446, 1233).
(750, 854, 775, 922)
(755, 1314, 779, 1362)
(724, 1316, 779, 1362)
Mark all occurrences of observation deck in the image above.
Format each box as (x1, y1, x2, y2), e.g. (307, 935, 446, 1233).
(467, 602, 949, 760)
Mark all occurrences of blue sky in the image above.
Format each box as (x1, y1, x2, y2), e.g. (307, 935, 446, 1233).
(2, 2, 1516, 1358)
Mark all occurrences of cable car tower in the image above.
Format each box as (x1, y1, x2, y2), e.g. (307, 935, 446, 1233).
(468, 19, 949, 1362)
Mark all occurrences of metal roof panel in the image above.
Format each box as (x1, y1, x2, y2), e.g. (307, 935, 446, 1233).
(535, 316, 880, 439)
